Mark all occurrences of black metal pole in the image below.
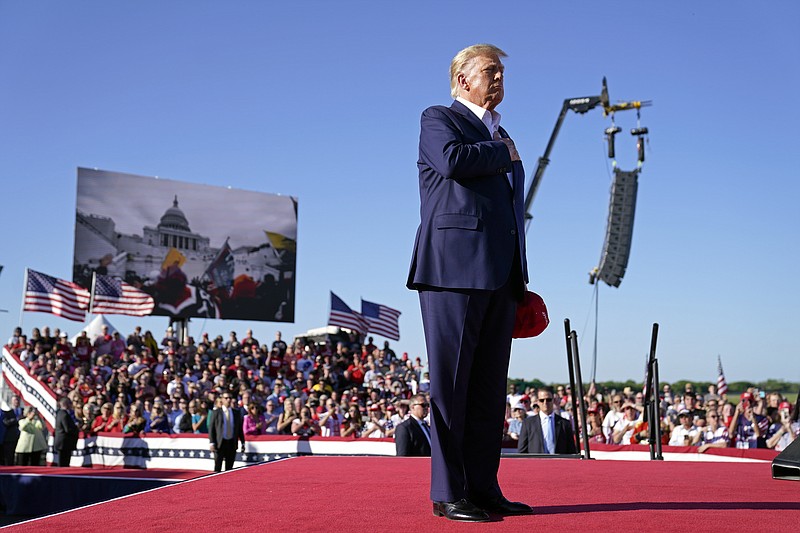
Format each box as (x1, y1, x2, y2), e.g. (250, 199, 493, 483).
(653, 358, 663, 460)
(648, 360, 656, 460)
(570, 331, 591, 460)
(175, 318, 190, 345)
(646, 323, 661, 460)
(564, 319, 580, 454)
(648, 324, 659, 370)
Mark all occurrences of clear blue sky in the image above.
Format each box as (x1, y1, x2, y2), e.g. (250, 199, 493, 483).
(1, 2, 798, 385)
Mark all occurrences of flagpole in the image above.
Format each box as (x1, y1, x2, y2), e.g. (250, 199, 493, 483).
(18, 268, 28, 328)
(89, 271, 97, 315)
(327, 291, 333, 329)
(359, 297, 367, 337)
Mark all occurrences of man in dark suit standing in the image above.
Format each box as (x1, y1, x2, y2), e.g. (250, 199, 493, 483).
(518, 387, 577, 454)
(1, 396, 23, 465)
(54, 397, 79, 467)
(394, 395, 432, 457)
(209, 393, 245, 472)
(407, 43, 532, 522)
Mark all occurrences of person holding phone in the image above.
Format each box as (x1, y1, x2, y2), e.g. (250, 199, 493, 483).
(766, 402, 799, 451)
(15, 407, 47, 466)
(729, 393, 769, 448)
(669, 409, 701, 447)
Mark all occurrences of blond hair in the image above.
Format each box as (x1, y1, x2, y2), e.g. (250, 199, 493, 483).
(450, 44, 507, 98)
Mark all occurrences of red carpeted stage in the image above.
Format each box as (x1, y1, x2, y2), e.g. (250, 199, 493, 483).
(5, 456, 800, 532)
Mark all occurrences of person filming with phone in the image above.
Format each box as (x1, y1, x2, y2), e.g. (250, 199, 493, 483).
(728, 392, 768, 448)
(766, 401, 799, 452)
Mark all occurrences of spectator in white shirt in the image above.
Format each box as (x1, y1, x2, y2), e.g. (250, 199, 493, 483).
(669, 409, 701, 446)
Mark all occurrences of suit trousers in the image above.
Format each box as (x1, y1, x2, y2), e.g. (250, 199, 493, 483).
(16, 451, 42, 466)
(419, 278, 517, 503)
(214, 438, 237, 472)
(56, 446, 73, 467)
(1, 443, 16, 466)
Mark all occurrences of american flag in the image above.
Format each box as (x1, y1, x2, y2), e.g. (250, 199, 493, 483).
(24, 269, 90, 322)
(203, 240, 234, 292)
(328, 292, 368, 334)
(717, 355, 728, 395)
(361, 299, 401, 341)
(91, 274, 155, 316)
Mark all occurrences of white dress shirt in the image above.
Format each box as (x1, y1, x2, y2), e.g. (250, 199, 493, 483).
(412, 415, 432, 446)
(456, 96, 512, 188)
(539, 411, 556, 454)
(456, 96, 501, 138)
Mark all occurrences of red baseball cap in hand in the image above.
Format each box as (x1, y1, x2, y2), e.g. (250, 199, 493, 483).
(512, 291, 549, 338)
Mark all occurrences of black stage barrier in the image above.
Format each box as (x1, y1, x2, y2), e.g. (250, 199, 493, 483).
(772, 437, 800, 481)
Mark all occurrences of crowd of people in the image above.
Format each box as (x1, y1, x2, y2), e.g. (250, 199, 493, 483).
(505, 381, 800, 453)
(2, 324, 434, 465)
(2, 324, 798, 467)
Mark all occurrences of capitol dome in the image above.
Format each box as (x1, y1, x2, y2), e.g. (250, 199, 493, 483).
(158, 196, 191, 232)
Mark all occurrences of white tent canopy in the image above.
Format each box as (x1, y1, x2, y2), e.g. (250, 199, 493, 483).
(69, 314, 118, 344)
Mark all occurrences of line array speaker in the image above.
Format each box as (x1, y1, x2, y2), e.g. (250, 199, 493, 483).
(594, 168, 638, 288)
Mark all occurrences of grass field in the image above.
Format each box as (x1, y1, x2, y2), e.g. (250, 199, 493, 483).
(728, 392, 797, 405)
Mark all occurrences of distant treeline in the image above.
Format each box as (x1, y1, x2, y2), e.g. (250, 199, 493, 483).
(510, 378, 800, 396)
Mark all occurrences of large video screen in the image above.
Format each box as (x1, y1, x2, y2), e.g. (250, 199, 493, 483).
(73, 168, 297, 322)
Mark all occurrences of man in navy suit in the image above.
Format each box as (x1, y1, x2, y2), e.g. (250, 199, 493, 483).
(54, 397, 79, 467)
(394, 395, 432, 457)
(407, 44, 532, 522)
(518, 387, 577, 454)
(209, 393, 245, 472)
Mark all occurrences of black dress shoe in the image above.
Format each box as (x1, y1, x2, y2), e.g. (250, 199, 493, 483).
(474, 496, 533, 516)
(432, 499, 490, 522)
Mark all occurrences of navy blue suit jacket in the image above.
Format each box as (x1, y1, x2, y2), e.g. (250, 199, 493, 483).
(54, 409, 79, 451)
(394, 417, 432, 457)
(208, 408, 245, 449)
(407, 100, 528, 291)
(517, 413, 577, 454)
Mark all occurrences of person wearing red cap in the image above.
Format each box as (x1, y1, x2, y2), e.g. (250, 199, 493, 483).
(514, 394, 531, 415)
(728, 394, 768, 448)
(586, 408, 606, 443)
(362, 403, 387, 438)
